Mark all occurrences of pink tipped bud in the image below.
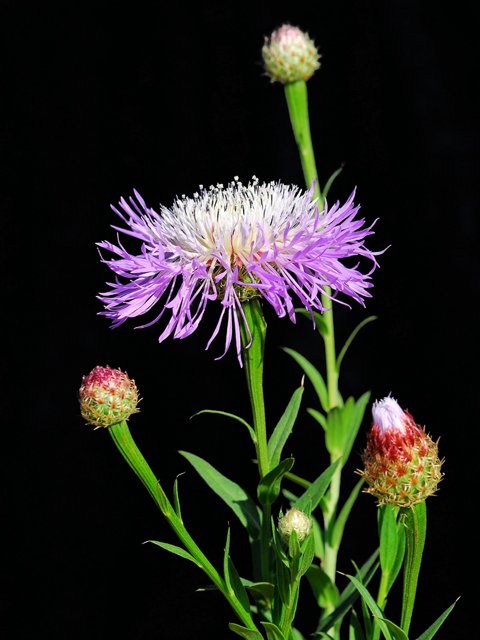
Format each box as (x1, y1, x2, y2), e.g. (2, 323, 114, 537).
(359, 396, 443, 507)
(278, 508, 313, 544)
(79, 366, 139, 429)
(262, 25, 321, 84)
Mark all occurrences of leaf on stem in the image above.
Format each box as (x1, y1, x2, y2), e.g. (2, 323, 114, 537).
(295, 457, 342, 512)
(305, 564, 339, 609)
(294, 307, 329, 338)
(414, 598, 459, 640)
(147, 540, 201, 567)
(330, 478, 364, 550)
(322, 165, 344, 201)
(258, 458, 295, 506)
(283, 347, 329, 413)
(229, 623, 264, 640)
(344, 575, 393, 640)
(261, 621, 287, 640)
(335, 316, 377, 374)
(349, 608, 366, 640)
(268, 386, 304, 468)
(179, 451, 260, 538)
(191, 409, 257, 445)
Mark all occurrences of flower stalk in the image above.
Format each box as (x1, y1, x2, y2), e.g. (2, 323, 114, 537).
(400, 501, 427, 635)
(109, 420, 260, 633)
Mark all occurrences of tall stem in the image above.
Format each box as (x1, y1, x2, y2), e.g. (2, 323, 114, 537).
(239, 298, 271, 583)
(400, 502, 427, 635)
(283, 80, 339, 410)
(108, 421, 259, 632)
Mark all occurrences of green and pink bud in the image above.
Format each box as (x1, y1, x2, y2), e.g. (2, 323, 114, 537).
(262, 25, 321, 85)
(360, 396, 443, 507)
(79, 366, 139, 429)
(278, 508, 313, 544)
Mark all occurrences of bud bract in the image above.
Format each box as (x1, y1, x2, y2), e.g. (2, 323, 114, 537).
(360, 396, 443, 507)
(79, 366, 139, 429)
(262, 25, 321, 84)
(278, 508, 312, 544)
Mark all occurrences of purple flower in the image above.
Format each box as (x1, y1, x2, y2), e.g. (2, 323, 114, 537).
(98, 177, 380, 365)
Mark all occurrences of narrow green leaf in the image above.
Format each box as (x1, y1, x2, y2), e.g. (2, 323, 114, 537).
(330, 478, 364, 550)
(386, 518, 406, 594)
(375, 618, 409, 640)
(261, 621, 287, 640)
(414, 599, 458, 640)
(179, 451, 260, 538)
(173, 476, 182, 520)
(268, 386, 304, 468)
(349, 609, 366, 640)
(379, 505, 399, 575)
(298, 531, 316, 579)
(228, 556, 252, 615)
(401, 502, 427, 635)
(321, 164, 344, 201)
(283, 347, 329, 412)
(229, 623, 264, 640)
(312, 514, 325, 560)
(316, 550, 379, 633)
(314, 633, 336, 639)
(147, 540, 200, 566)
(325, 405, 347, 458)
(294, 307, 329, 337)
(292, 629, 306, 640)
(307, 407, 328, 432)
(306, 564, 339, 609)
(342, 392, 370, 464)
(345, 575, 393, 640)
(224, 526, 233, 593)
(246, 582, 275, 608)
(258, 458, 295, 506)
(336, 316, 377, 374)
(191, 409, 256, 444)
(295, 457, 342, 512)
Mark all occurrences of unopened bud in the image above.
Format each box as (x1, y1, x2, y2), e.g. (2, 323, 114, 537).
(278, 508, 312, 543)
(262, 25, 321, 84)
(79, 366, 139, 429)
(359, 396, 443, 507)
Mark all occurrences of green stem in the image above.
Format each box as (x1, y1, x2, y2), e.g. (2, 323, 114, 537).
(400, 502, 427, 635)
(239, 298, 271, 583)
(283, 80, 339, 410)
(108, 421, 259, 632)
(281, 579, 301, 639)
(322, 462, 342, 585)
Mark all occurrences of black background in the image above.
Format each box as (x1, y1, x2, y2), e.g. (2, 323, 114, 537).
(2, 1, 478, 638)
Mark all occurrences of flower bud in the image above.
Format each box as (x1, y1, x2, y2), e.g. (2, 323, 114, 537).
(79, 366, 139, 429)
(262, 25, 321, 84)
(359, 396, 443, 507)
(278, 508, 313, 543)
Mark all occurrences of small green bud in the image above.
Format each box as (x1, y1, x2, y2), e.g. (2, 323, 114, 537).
(278, 508, 312, 544)
(79, 366, 139, 429)
(262, 25, 321, 85)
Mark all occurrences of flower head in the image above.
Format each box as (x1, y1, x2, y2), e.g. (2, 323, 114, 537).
(97, 178, 379, 365)
(278, 508, 313, 544)
(360, 395, 443, 507)
(79, 366, 139, 429)
(262, 25, 321, 84)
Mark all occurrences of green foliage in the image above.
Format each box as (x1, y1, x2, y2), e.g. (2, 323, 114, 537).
(324, 393, 370, 464)
(401, 502, 427, 635)
(330, 479, 364, 550)
(294, 307, 329, 338)
(190, 409, 257, 444)
(321, 165, 344, 201)
(261, 621, 287, 640)
(379, 505, 400, 574)
(315, 550, 379, 634)
(245, 582, 275, 610)
(147, 540, 200, 567)
(345, 575, 393, 640)
(295, 458, 342, 512)
(258, 458, 295, 506)
(268, 386, 304, 468)
(349, 609, 366, 640)
(414, 599, 458, 640)
(335, 317, 377, 375)
(224, 527, 252, 615)
(283, 347, 329, 412)
(228, 623, 264, 640)
(179, 451, 260, 538)
(305, 565, 339, 609)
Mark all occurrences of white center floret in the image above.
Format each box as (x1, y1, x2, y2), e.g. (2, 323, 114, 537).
(372, 395, 407, 435)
